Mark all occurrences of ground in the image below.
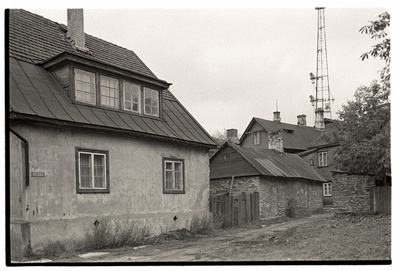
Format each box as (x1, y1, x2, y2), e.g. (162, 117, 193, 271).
(19, 212, 391, 263)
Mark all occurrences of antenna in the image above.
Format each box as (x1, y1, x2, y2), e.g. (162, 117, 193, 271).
(275, 99, 278, 112)
(310, 7, 334, 121)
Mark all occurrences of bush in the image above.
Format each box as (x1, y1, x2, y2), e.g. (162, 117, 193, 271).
(285, 198, 296, 218)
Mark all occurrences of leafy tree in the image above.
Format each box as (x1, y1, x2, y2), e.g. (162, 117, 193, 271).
(324, 12, 390, 178)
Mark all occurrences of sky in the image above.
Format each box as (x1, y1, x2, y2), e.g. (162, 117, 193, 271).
(12, 4, 390, 137)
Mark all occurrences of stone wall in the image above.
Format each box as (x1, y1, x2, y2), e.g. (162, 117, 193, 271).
(332, 171, 376, 213)
(210, 176, 260, 197)
(259, 176, 323, 218)
(210, 176, 323, 219)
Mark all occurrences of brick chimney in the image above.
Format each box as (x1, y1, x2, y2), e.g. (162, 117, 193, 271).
(226, 129, 239, 144)
(297, 114, 307, 126)
(273, 111, 281, 123)
(67, 9, 89, 52)
(315, 108, 325, 130)
(268, 130, 284, 152)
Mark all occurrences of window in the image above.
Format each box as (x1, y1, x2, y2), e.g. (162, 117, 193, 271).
(144, 87, 159, 117)
(123, 81, 141, 113)
(253, 131, 261, 145)
(163, 158, 184, 194)
(75, 69, 96, 105)
(100, 75, 119, 109)
(318, 152, 328, 166)
(76, 148, 109, 193)
(309, 159, 314, 166)
(323, 182, 332, 196)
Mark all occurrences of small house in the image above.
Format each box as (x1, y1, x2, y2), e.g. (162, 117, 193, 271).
(8, 9, 216, 259)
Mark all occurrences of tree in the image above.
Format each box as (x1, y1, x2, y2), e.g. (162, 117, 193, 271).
(324, 12, 390, 177)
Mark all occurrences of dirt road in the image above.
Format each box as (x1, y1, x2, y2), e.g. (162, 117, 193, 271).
(58, 212, 341, 262)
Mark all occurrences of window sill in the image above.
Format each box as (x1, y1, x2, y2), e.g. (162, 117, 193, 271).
(163, 190, 185, 194)
(77, 189, 110, 194)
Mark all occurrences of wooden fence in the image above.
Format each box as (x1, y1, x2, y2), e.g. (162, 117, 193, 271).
(370, 186, 391, 214)
(210, 192, 260, 228)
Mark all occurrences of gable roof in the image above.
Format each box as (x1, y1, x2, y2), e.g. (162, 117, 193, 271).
(8, 9, 216, 148)
(240, 117, 322, 151)
(211, 142, 325, 182)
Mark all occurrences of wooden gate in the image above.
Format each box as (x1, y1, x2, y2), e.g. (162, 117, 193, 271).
(210, 192, 260, 228)
(370, 186, 391, 214)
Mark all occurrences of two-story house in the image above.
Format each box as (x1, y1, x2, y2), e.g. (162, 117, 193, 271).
(8, 9, 216, 259)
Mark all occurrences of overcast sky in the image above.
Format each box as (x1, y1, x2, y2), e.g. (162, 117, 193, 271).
(22, 6, 390, 137)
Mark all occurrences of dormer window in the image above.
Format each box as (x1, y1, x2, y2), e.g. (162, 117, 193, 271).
(144, 87, 159, 117)
(71, 67, 161, 118)
(75, 69, 96, 105)
(100, 75, 119, 109)
(123, 81, 141, 113)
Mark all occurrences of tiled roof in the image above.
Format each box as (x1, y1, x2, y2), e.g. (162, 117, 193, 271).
(217, 142, 325, 182)
(8, 9, 157, 78)
(241, 117, 322, 151)
(8, 9, 216, 147)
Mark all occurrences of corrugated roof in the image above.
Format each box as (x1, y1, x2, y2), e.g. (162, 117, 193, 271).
(8, 9, 157, 78)
(228, 142, 325, 181)
(241, 117, 322, 151)
(8, 9, 216, 147)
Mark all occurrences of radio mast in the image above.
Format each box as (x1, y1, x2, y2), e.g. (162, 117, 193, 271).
(309, 7, 334, 120)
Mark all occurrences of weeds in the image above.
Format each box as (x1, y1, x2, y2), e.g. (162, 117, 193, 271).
(190, 214, 213, 234)
(83, 218, 151, 251)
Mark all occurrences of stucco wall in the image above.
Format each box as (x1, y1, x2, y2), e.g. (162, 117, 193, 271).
(332, 172, 376, 213)
(10, 122, 211, 253)
(210, 176, 323, 219)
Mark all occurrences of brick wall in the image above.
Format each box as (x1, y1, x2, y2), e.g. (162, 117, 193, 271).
(332, 172, 376, 213)
(210, 176, 323, 219)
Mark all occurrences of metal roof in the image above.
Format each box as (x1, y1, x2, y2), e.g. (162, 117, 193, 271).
(8, 9, 216, 148)
(224, 142, 325, 182)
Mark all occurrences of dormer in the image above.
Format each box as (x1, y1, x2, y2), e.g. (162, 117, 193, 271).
(42, 9, 171, 119)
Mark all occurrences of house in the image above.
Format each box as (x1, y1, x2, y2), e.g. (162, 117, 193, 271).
(8, 9, 216, 259)
(238, 112, 339, 206)
(210, 141, 325, 219)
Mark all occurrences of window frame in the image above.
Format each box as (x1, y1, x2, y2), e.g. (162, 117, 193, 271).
(318, 152, 328, 167)
(74, 68, 96, 105)
(100, 75, 120, 109)
(143, 87, 160, 117)
(123, 80, 142, 113)
(323, 182, 332, 196)
(162, 157, 185, 194)
(76, 147, 110, 194)
(253, 131, 261, 145)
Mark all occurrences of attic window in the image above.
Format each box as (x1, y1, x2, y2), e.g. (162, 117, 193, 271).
(75, 69, 96, 105)
(283, 129, 294, 134)
(144, 87, 160, 117)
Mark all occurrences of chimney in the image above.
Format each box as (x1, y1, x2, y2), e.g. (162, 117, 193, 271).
(315, 108, 325, 130)
(226, 129, 239, 144)
(67, 9, 89, 52)
(297, 114, 307, 126)
(268, 130, 284, 152)
(273, 111, 281, 123)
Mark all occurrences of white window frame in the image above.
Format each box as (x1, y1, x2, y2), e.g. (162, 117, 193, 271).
(100, 75, 119, 109)
(163, 158, 185, 194)
(144, 87, 160, 117)
(123, 80, 141, 113)
(74, 69, 96, 105)
(318, 152, 328, 167)
(323, 182, 332, 196)
(76, 148, 109, 193)
(253, 131, 261, 145)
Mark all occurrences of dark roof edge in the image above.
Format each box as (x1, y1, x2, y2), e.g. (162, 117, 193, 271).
(10, 113, 216, 149)
(40, 51, 172, 89)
